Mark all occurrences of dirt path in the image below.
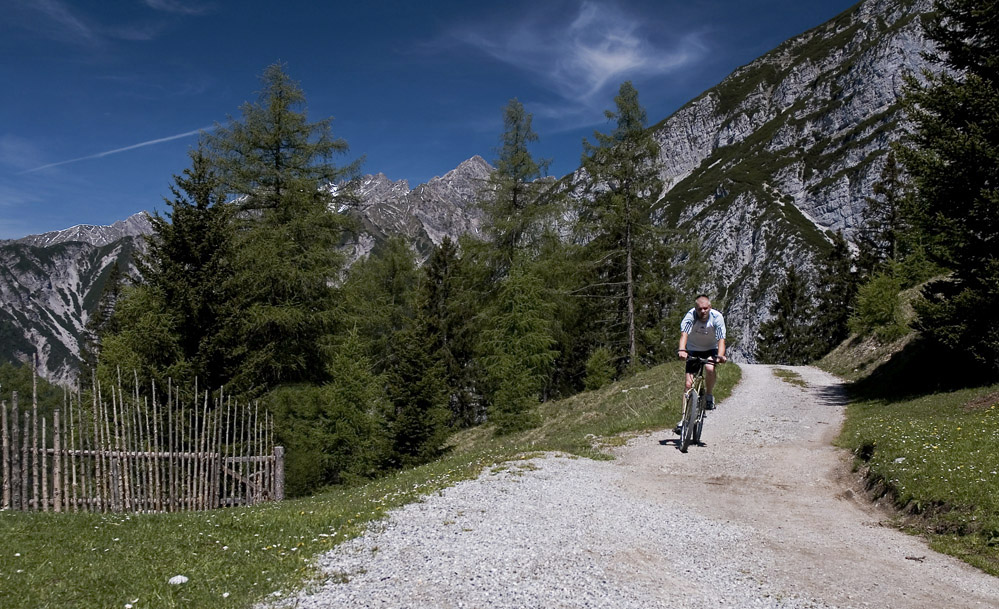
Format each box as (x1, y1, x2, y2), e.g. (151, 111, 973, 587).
(278, 364, 999, 609)
(611, 363, 999, 608)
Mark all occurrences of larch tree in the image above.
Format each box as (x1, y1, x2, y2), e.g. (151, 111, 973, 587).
(205, 63, 360, 395)
(479, 98, 553, 274)
(578, 81, 666, 371)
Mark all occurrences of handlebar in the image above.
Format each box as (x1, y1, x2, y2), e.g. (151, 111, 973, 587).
(677, 352, 725, 364)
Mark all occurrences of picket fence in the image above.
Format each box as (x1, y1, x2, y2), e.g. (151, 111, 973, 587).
(1, 372, 284, 513)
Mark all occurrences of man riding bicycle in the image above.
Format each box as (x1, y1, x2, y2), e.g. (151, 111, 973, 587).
(674, 295, 726, 434)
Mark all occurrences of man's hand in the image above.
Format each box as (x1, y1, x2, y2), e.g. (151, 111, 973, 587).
(678, 349, 688, 360)
(717, 354, 727, 364)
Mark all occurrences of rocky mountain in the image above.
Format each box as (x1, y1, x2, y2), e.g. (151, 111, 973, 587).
(0, 159, 492, 383)
(1, 0, 941, 380)
(342, 155, 490, 262)
(639, 0, 936, 359)
(11, 213, 153, 249)
(0, 236, 142, 385)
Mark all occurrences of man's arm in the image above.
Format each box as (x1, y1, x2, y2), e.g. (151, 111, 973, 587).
(716, 338, 727, 363)
(678, 332, 689, 359)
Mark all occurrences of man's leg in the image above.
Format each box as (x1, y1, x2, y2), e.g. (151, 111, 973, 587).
(704, 364, 716, 394)
(685, 372, 694, 391)
(704, 364, 716, 409)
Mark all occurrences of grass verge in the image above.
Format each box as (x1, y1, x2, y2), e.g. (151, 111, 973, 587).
(0, 361, 740, 609)
(837, 383, 999, 576)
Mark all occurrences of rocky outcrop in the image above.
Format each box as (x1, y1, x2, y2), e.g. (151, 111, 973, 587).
(644, 0, 936, 360)
(13, 212, 153, 249)
(0, 237, 141, 384)
(343, 155, 490, 262)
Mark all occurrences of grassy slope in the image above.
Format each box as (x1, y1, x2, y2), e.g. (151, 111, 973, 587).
(818, 334, 999, 576)
(0, 362, 740, 609)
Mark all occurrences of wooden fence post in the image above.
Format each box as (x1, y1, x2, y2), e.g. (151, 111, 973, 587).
(273, 446, 285, 502)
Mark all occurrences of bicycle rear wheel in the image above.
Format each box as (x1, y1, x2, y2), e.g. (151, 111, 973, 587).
(680, 390, 697, 452)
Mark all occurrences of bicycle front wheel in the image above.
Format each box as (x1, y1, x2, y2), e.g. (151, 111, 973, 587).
(680, 390, 697, 452)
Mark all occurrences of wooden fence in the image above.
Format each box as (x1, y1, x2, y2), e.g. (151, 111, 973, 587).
(1, 373, 283, 513)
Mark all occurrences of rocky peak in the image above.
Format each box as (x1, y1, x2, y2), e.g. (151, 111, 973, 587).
(15, 212, 152, 249)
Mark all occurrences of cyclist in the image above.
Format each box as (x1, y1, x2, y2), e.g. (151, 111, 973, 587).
(674, 295, 726, 434)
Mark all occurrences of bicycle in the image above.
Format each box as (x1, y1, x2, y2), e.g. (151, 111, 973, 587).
(678, 356, 718, 453)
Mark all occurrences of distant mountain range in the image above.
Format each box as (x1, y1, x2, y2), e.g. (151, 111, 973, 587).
(0, 0, 939, 382)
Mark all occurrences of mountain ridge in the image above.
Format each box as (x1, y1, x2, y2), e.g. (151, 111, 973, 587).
(0, 0, 940, 381)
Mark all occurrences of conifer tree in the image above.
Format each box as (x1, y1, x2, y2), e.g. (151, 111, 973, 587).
(755, 265, 817, 365)
(480, 98, 552, 272)
(480, 267, 558, 434)
(384, 320, 450, 467)
(578, 81, 668, 370)
(420, 236, 479, 427)
(80, 261, 125, 381)
(812, 231, 857, 355)
(856, 151, 908, 278)
(138, 145, 233, 388)
(206, 63, 360, 394)
(901, 0, 999, 377)
(341, 237, 420, 374)
(268, 329, 389, 494)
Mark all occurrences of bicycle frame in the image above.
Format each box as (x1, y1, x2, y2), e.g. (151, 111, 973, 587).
(679, 356, 713, 453)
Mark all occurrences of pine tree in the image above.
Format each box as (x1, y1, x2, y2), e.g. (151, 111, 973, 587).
(900, 0, 999, 378)
(341, 237, 420, 374)
(205, 63, 360, 395)
(267, 329, 389, 495)
(578, 81, 668, 370)
(755, 266, 818, 365)
(420, 236, 480, 427)
(812, 231, 857, 355)
(479, 267, 558, 434)
(480, 99, 552, 272)
(384, 319, 450, 467)
(138, 144, 233, 388)
(856, 151, 907, 278)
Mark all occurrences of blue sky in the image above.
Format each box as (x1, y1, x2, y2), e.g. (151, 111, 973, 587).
(0, 0, 859, 239)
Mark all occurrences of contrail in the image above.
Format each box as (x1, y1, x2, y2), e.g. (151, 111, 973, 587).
(20, 125, 214, 174)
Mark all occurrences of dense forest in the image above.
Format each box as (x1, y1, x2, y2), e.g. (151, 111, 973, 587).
(60, 0, 999, 496)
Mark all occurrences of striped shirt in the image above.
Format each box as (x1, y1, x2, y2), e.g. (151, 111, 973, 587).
(680, 308, 726, 352)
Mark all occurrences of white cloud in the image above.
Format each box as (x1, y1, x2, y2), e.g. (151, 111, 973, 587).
(453, 1, 704, 106)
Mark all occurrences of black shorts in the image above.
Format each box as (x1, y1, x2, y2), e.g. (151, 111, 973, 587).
(685, 349, 718, 374)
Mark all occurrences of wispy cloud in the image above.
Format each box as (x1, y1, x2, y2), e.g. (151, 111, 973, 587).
(28, 0, 102, 46)
(143, 0, 215, 16)
(20, 127, 213, 174)
(14, 0, 208, 48)
(453, 1, 705, 108)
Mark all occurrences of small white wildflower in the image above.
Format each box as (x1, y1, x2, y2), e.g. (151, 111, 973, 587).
(14, 553, 20, 557)
(168, 575, 189, 585)
(222, 592, 230, 598)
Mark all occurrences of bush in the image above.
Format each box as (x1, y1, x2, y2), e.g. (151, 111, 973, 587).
(584, 347, 616, 390)
(850, 271, 909, 341)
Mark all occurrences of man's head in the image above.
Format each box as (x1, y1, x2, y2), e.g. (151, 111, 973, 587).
(695, 295, 711, 321)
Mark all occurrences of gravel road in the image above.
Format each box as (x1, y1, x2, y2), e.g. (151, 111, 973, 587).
(270, 364, 999, 608)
